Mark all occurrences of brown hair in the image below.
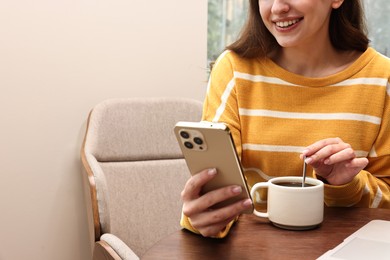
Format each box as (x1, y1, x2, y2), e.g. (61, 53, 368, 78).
(227, 0, 369, 58)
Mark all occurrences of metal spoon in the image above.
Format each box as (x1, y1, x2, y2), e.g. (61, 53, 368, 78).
(302, 155, 307, 187)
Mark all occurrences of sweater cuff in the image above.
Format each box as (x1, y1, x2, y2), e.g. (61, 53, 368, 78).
(315, 172, 365, 207)
(180, 211, 237, 238)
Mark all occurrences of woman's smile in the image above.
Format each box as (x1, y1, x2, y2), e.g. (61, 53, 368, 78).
(275, 18, 302, 29)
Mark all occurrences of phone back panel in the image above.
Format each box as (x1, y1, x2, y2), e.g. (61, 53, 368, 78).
(174, 121, 253, 213)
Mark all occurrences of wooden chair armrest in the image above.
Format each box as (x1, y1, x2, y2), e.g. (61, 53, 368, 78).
(93, 241, 121, 260)
(81, 110, 101, 241)
(99, 234, 140, 260)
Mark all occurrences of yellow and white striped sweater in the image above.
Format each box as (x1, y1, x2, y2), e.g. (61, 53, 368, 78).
(181, 47, 390, 237)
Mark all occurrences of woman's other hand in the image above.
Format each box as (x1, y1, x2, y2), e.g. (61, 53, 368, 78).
(181, 168, 253, 237)
(301, 137, 369, 185)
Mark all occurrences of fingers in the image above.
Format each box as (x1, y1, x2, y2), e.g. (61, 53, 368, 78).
(346, 157, 369, 170)
(187, 199, 252, 237)
(302, 137, 354, 165)
(300, 137, 369, 185)
(192, 215, 235, 238)
(183, 185, 244, 216)
(181, 168, 218, 202)
(181, 168, 253, 237)
(182, 179, 253, 218)
(308, 147, 355, 168)
(324, 157, 369, 185)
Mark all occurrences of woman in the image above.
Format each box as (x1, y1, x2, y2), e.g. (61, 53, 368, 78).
(181, 0, 390, 238)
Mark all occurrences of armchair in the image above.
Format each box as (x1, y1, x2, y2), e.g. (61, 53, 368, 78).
(81, 97, 203, 259)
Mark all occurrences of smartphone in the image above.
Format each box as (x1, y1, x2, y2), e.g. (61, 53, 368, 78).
(174, 121, 253, 214)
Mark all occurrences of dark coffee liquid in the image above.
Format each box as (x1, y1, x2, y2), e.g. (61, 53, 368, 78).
(276, 182, 315, 187)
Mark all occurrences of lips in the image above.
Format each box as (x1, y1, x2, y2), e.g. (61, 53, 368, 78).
(275, 18, 302, 28)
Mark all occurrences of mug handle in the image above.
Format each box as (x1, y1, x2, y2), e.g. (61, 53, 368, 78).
(250, 182, 269, 218)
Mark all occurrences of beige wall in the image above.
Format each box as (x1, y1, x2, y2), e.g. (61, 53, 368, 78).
(0, 1, 207, 259)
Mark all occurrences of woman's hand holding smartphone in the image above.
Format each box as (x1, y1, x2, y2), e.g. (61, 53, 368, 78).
(174, 121, 253, 237)
(180, 168, 253, 237)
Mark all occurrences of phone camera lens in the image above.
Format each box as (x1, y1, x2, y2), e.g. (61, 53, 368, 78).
(180, 131, 190, 139)
(184, 141, 193, 149)
(193, 137, 203, 145)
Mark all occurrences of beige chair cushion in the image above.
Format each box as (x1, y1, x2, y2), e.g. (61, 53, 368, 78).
(100, 159, 190, 256)
(86, 97, 202, 161)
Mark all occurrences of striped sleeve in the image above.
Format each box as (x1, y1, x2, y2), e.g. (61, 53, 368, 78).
(325, 79, 390, 208)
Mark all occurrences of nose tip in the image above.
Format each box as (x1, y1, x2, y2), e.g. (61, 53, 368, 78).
(271, 0, 290, 14)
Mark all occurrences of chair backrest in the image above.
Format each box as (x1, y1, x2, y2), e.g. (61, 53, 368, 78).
(81, 97, 203, 257)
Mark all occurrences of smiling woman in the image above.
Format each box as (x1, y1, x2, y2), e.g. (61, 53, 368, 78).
(187, 0, 390, 239)
(208, 0, 390, 65)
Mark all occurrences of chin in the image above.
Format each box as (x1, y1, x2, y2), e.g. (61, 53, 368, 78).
(275, 40, 298, 48)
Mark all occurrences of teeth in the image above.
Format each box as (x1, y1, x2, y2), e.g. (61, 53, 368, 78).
(276, 19, 300, 28)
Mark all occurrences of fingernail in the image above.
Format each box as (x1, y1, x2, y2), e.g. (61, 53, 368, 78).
(232, 186, 242, 194)
(324, 159, 330, 165)
(243, 199, 252, 207)
(305, 157, 312, 164)
(302, 149, 309, 155)
(208, 168, 217, 175)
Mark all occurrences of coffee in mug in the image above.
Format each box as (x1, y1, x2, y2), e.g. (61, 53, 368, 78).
(276, 182, 315, 187)
(250, 176, 324, 230)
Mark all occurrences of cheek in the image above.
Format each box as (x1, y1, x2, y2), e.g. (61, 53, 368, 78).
(258, 1, 273, 20)
(259, 8, 272, 32)
(258, 4, 269, 23)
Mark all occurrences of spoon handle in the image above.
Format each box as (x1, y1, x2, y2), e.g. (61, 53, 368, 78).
(302, 155, 307, 187)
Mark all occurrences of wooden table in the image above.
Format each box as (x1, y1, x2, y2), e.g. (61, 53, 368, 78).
(142, 207, 390, 259)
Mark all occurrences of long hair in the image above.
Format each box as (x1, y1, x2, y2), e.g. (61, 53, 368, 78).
(227, 0, 369, 58)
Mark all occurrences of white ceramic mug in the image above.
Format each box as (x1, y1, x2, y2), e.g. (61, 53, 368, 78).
(250, 176, 324, 230)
